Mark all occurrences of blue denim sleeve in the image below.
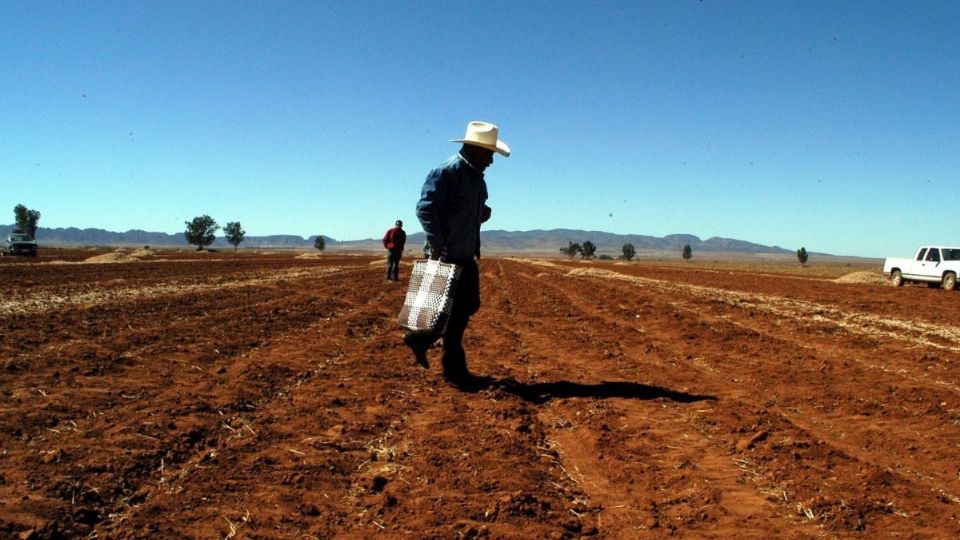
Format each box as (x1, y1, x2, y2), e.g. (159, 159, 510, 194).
(415, 166, 447, 255)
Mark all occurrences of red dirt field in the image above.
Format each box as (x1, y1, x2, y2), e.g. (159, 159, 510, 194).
(2, 249, 960, 538)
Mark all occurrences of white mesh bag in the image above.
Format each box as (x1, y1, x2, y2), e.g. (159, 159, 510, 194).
(397, 259, 461, 334)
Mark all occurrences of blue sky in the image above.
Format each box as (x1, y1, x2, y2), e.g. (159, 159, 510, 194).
(2, 1, 957, 258)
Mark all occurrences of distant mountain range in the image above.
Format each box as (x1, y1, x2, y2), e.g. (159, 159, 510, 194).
(0, 225, 335, 249)
(2, 224, 799, 255)
(339, 229, 796, 255)
(480, 229, 793, 255)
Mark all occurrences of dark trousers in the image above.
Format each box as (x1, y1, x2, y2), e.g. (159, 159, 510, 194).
(405, 258, 480, 378)
(386, 250, 403, 280)
(440, 258, 480, 377)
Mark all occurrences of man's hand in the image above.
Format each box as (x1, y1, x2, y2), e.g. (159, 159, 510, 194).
(480, 205, 492, 223)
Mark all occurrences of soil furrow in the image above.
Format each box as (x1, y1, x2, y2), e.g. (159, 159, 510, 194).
(5, 251, 960, 538)
(504, 260, 960, 534)
(480, 261, 824, 536)
(0, 265, 351, 316)
(0, 262, 383, 538)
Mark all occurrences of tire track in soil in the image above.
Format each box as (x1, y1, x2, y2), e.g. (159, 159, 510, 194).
(501, 260, 960, 536)
(477, 260, 823, 537)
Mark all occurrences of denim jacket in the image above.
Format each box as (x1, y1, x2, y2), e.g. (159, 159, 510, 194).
(415, 153, 490, 259)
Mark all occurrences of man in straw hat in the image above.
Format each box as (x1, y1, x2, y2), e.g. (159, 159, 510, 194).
(403, 121, 510, 388)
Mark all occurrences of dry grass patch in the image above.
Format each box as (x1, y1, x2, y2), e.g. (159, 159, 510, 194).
(84, 252, 140, 263)
(561, 264, 960, 352)
(835, 271, 887, 285)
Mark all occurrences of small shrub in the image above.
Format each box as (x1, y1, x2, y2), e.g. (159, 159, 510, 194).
(559, 242, 581, 259)
(581, 241, 596, 259)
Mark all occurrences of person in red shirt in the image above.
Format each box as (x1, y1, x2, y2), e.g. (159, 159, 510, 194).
(382, 219, 406, 281)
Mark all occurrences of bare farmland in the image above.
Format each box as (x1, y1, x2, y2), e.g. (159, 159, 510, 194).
(2, 250, 960, 538)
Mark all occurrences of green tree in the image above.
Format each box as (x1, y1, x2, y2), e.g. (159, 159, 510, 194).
(559, 241, 581, 259)
(621, 243, 636, 261)
(313, 236, 326, 252)
(581, 240, 596, 259)
(682, 244, 692, 261)
(13, 204, 41, 239)
(184, 215, 219, 250)
(224, 221, 245, 251)
(797, 247, 809, 266)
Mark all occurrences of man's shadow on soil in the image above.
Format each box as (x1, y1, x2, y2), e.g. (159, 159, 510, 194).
(461, 376, 716, 405)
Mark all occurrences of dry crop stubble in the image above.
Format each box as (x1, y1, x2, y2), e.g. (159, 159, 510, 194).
(564, 265, 960, 351)
(481, 259, 960, 535)
(3, 251, 960, 537)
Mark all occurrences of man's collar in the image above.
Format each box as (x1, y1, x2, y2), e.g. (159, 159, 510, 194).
(458, 151, 481, 173)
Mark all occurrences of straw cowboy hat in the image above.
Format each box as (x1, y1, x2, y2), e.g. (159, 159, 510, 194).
(450, 121, 511, 157)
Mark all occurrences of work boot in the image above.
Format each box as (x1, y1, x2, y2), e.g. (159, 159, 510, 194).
(442, 369, 490, 392)
(442, 369, 471, 386)
(402, 332, 431, 368)
(441, 346, 471, 384)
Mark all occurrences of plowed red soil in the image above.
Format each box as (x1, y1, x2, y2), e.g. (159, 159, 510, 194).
(3, 250, 960, 538)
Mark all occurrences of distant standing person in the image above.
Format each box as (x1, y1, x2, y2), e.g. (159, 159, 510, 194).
(382, 220, 406, 281)
(402, 121, 510, 388)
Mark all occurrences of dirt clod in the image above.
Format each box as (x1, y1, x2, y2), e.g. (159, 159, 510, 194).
(736, 430, 769, 451)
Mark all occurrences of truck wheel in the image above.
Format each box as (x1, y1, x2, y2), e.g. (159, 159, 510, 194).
(943, 272, 957, 291)
(891, 269, 904, 287)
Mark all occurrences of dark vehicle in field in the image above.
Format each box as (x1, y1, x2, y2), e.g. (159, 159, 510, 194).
(1, 233, 38, 257)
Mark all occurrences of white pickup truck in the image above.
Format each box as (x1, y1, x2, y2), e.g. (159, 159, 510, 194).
(883, 246, 960, 290)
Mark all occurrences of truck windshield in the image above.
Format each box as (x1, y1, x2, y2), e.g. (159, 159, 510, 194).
(943, 249, 960, 261)
(10, 234, 31, 242)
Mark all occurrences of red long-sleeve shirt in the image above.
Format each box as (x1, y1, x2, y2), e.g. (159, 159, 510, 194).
(382, 226, 406, 252)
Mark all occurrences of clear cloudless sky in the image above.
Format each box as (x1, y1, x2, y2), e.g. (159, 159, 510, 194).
(2, 0, 958, 258)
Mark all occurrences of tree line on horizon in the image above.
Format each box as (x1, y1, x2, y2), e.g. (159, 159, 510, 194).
(7, 204, 811, 264)
(4, 205, 328, 253)
(182, 215, 325, 252)
(560, 240, 678, 261)
(559, 239, 811, 266)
